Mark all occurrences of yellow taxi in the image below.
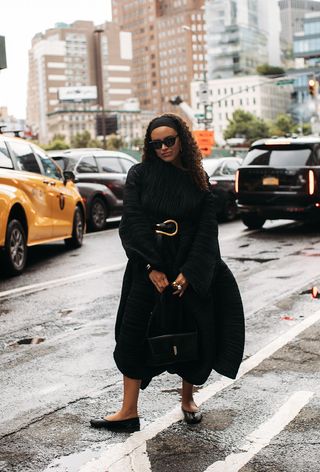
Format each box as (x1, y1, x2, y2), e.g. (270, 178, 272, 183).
(0, 135, 85, 275)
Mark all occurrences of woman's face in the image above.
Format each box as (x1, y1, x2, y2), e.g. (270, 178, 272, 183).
(150, 126, 181, 166)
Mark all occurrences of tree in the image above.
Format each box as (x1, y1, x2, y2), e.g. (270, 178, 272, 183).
(268, 114, 312, 137)
(268, 114, 296, 136)
(224, 109, 270, 145)
(131, 137, 144, 150)
(107, 134, 123, 150)
(44, 134, 69, 151)
(70, 130, 103, 149)
(256, 64, 285, 76)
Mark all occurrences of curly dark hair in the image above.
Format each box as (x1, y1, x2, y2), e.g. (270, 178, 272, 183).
(142, 113, 209, 191)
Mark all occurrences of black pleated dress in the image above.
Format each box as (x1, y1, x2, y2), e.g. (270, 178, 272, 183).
(114, 157, 245, 390)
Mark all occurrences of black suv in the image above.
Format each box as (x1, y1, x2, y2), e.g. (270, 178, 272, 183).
(236, 136, 320, 229)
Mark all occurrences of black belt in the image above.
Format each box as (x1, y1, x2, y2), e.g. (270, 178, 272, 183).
(154, 219, 178, 237)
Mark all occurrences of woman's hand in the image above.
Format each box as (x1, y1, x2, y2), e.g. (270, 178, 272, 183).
(148, 270, 169, 293)
(172, 273, 189, 297)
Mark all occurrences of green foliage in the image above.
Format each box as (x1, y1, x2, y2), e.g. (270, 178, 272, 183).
(256, 63, 285, 75)
(70, 131, 103, 149)
(43, 134, 69, 151)
(224, 109, 270, 145)
(268, 114, 296, 136)
(45, 140, 70, 151)
(107, 134, 123, 150)
(131, 137, 144, 150)
(224, 110, 312, 144)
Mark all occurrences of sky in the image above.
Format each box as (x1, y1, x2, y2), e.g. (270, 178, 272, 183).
(0, 0, 112, 119)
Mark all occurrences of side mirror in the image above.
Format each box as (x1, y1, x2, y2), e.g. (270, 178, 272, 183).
(63, 170, 77, 184)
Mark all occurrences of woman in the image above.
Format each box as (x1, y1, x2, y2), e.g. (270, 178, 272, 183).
(90, 114, 245, 432)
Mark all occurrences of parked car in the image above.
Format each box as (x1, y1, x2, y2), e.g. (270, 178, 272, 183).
(0, 136, 85, 275)
(49, 149, 138, 231)
(202, 157, 242, 221)
(236, 136, 320, 229)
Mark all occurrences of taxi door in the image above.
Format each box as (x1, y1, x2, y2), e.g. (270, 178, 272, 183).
(7, 140, 53, 242)
(36, 151, 75, 238)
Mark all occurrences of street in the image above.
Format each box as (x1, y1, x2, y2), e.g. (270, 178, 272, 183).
(1, 219, 320, 471)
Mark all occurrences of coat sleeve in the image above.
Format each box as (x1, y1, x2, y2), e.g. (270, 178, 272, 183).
(119, 164, 164, 271)
(180, 190, 221, 297)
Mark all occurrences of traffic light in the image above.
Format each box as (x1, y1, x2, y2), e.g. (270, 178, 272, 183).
(308, 78, 318, 96)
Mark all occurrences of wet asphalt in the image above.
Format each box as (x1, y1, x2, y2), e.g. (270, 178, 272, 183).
(0, 219, 320, 471)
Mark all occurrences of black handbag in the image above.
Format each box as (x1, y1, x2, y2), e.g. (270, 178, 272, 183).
(146, 287, 199, 366)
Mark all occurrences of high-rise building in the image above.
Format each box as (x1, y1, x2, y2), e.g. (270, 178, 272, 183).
(206, 0, 278, 79)
(279, 0, 320, 56)
(27, 20, 133, 143)
(112, 0, 205, 114)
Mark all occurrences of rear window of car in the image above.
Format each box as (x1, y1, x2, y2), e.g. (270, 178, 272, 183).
(243, 146, 318, 167)
(0, 141, 13, 169)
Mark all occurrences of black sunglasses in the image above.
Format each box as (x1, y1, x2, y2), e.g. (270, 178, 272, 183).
(149, 135, 178, 150)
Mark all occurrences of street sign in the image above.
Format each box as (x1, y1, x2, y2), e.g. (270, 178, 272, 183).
(0, 36, 6, 70)
(198, 82, 209, 105)
(193, 130, 215, 156)
(276, 79, 295, 86)
(197, 119, 213, 124)
(195, 113, 204, 118)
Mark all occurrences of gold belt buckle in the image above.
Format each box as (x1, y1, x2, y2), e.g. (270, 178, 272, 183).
(155, 219, 178, 236)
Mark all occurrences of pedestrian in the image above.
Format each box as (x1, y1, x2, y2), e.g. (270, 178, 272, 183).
(90, 113, 245, 432)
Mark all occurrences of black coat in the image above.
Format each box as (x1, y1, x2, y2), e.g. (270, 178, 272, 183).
(114, 158, 245, 389)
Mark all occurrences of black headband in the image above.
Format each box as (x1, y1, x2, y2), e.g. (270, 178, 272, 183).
(149, 116, 179, 133)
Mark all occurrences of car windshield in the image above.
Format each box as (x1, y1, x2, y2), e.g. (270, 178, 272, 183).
(244, 146, 315, 167)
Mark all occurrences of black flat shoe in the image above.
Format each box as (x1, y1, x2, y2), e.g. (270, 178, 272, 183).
(181, 408, 203, 424)
(90, 417, 140, 432)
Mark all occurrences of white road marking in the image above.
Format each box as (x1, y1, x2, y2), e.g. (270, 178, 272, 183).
(204, 390, 314, 472)
(79, 309, 320, 472)
(0, 263, 126, 300)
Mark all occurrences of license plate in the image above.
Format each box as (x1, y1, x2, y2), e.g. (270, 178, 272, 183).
(262, 176, 279, 186)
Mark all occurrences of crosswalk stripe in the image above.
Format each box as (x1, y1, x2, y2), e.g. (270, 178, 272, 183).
(79, 310, 320, 472)
(204, 391, 314, 472)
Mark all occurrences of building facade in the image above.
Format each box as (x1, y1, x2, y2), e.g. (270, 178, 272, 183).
(112, 0, 206, 115)
(279, 0, 320, 58)
(27, 20, 134, 143)
(289, 11, 320, 123)
(191, 75, 292, 144)
(205, 0, 279, 79)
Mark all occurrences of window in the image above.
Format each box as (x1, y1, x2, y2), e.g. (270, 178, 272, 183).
(96, 156, 123, 173)
(0, 142, 13, 169)
(10, 141, 41, 174)
(38, 155, 63, 180)
(52, 157, 65, 171)
(221, 159, 241, 175)
(120, 158, 135, 173)
(77, 156, 99, 173)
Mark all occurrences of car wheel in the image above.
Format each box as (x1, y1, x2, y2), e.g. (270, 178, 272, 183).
(221, 197, 238, 222)
(3, 219, 27, 275)
(89, 197, 108, 231)
(241, 214, 266, 230)
(65, 206, 84, 249)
